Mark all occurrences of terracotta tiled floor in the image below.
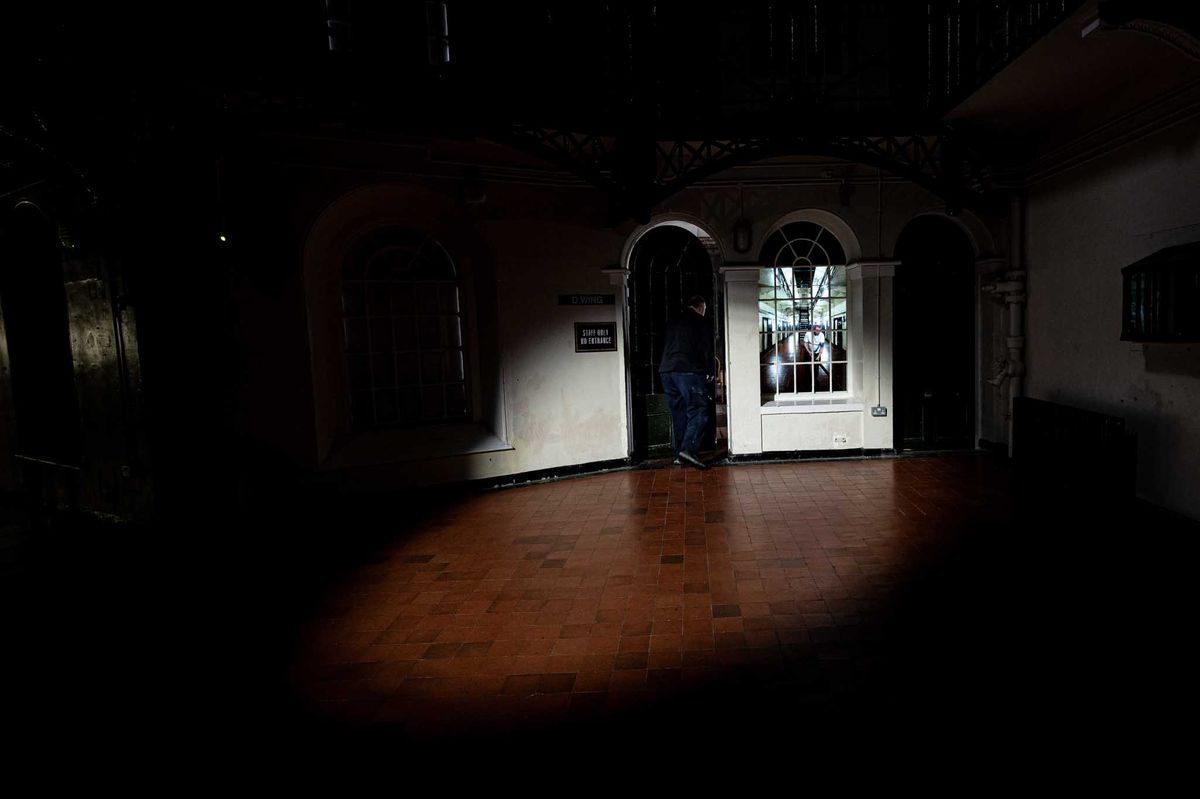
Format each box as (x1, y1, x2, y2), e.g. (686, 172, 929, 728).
(4, 452, 1195, 771)
(285, 453, 1041, 747)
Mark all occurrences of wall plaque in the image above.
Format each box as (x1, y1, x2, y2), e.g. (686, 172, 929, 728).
(575, 322, 617, 352)
(559, 294, 615, 306)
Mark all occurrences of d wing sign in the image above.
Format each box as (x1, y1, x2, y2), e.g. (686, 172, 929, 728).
(559, 294, 615, 305)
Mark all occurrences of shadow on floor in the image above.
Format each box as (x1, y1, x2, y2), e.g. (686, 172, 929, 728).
(1, 463, 1196, 775)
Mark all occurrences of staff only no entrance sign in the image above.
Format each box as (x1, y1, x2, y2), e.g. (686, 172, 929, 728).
(574, 322, 616, 352)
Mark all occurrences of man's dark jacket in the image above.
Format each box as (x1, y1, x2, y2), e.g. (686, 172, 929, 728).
(658, 310, 713, 374)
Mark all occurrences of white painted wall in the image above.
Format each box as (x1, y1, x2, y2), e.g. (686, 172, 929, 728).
(1025, 119, 1200, 520)
(289, 154, 1006, 487)
(857, 264, 896, 450)
(302, 182, 632, 486)
(486, 220, 630, 475)
(762, 411, 863, 450)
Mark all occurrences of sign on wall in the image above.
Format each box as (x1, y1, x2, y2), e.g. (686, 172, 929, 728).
(575, 322, 617, 352)
(559, 294, 615, 306)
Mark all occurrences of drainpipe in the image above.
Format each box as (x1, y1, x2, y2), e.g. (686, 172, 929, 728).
(1007, 192, 1025, 401)
(981, 192, 1027, 453)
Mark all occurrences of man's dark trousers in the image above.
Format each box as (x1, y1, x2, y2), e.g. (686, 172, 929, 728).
(661, 371, 709, 458)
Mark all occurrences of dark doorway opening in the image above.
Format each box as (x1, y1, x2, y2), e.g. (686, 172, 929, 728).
(0, 203, 83, 466)
(893, 216, 975, 451)
(627, 224, 723, 462)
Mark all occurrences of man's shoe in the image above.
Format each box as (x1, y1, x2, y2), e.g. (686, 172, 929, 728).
(672, 457, 682, 465)
(679, 451, 708, 470)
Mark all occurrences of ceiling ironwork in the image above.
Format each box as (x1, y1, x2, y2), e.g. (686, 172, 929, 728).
(2, 1, 1132, 222)
(502, 125, 988, 221)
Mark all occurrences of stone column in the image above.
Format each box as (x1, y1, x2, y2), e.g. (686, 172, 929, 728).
(720, 265, 762, 455)
(602, 266, 632, 457)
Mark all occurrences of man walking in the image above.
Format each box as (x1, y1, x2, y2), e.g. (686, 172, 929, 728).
(659, 294, 713, 470)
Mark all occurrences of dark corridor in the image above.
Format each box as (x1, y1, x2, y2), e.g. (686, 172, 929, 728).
(628, 225, 722, 461)
(893, 216, 975, 451)
(0, 203, 82, 467)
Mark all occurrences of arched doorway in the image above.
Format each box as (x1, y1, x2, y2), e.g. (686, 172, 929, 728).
(0, 203, 82, 467)
(893, 215, 975, 450)
(627, 223, 723, 462)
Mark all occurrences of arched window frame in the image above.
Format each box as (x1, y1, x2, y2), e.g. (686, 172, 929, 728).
(340, 228, 470, 429)
(757, 221, 850, 402)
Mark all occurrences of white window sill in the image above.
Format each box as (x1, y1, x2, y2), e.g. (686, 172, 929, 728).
(326, 422, 513, 469)
(761, 397, 864, 414)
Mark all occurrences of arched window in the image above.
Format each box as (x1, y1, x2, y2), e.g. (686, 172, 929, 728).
(758, 221, 848, 401)
(341, 228, 468, 428)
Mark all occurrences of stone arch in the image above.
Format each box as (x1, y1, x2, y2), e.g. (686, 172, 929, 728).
(889, 207, 995, 260)
(760, 208, 864, 264)
(302, 182, 498, 465)
(619, 211, 726, 272)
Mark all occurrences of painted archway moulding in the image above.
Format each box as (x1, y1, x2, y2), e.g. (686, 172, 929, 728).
(890, 207, 997, 260)
(760, 208, 865, 264)
(619, 211, 727, 273)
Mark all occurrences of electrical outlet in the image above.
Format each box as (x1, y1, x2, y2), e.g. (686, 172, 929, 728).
(871, 405, 888, 417)
(833, 434, 848, 445)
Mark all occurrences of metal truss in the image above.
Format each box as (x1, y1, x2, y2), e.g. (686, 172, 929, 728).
(503, 125, 988, 222)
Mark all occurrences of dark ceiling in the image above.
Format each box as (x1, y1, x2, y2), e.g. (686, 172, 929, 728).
(8, 1, 1194, 219)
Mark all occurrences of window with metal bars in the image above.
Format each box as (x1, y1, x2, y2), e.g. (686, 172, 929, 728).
(341, 229, 469, 428)
(757, 221, 849, 402)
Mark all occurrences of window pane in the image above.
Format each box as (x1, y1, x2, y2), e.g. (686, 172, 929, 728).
(342, 286, 365, 317)
(780, 328, 800, 364)
(832, 362, 847, 392)
(774, 267, 793, 296)
(394, 317, 418, 350)
(367, 285, 390, 317)
(447, 350, 464, 382)
(421, 352, 443, 384)
(369, 318, 392, 351)
(830, 315, 848, 352)
(761, 364, 777, 400)
(758, 269, 777, 300)
(390, 284, 414, 315)
(351, 390, 373, 424)
(421, 385, 444, 420)
(446, 384, 468, 417)
(438, 285, 460, 314)
(396, 352, 419, 385)
(813, 266, 833, 298)
(443, 316, 462, 348)
(781, 300, 807, 334)
(416, 284, 439, 314)
(418, 317, 441, 349)
(776, 362, 795, 394)
(830, 266, 847, 298)
(812, 300, 831, 330)
(796, 364, 814, 393)
(372, 352, 395, 387)
(375, 389, 398, 423)
(344, 318, 368, 353)
(347, 354, 370, 390)
(398, 387, 420, 421)
(794, 267, 815, 299)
